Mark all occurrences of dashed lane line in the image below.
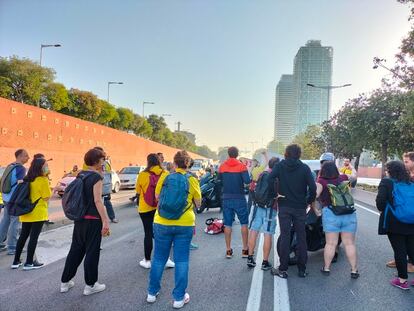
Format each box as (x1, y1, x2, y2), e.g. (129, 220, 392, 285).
(274, 220, 290, 311)
(355, 203, 380, 216)
(246, 234, 264, 311)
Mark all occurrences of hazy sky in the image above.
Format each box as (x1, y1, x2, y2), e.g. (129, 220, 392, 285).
(0, 0, 411, 154)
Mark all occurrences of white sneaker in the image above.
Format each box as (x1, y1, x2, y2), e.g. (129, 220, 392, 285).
(165, 258, 175, 269)
(83, 282, 106, 296)
(139, 259, 151, 269)
(173, 293, 190, 309)
(146, 292, 159, 303)
(60, 280, 75, 293)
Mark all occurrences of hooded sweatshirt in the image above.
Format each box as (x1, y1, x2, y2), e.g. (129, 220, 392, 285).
(219, 158, 251, 200)
(268, 158, 316, 209)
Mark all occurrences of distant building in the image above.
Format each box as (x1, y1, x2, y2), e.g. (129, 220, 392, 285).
(274, 74, 295, 145)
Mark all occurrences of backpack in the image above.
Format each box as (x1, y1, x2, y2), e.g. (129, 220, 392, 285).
(7, 180, 41, 216)
(204, 218, 224, 234)
(327, 179, 355, 215)
(62, 172, 96, 221)
(143, 171, 162, 207)
(0, 163, 21, 194)
(158, 172, 190, 220)
(253, 171, 271, 208)
(386, 180, 414, 224)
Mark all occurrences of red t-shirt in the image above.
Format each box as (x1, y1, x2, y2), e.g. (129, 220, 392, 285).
(317, 174, 349, 207)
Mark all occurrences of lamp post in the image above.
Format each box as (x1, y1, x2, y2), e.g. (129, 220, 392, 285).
(306, 83, 352, 117)
(107, 81, 123, 103)
(142, 101, 155, 117)
(40, 44, 61, 66)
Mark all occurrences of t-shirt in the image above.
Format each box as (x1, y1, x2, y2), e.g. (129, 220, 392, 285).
(154, 168, 201, 226)
(339, 167, 353, 176)
(82, 171, 103, 219)
(251, 165, 266, 182)
(2, 163, 26, 202)
(20, 176, 51, 223)
(136, 165, 168, 213)
(317, 174, 349, 207)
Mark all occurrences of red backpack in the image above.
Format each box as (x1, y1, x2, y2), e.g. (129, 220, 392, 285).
(143, 171, 162, 207)
(204, 218, 224, 235)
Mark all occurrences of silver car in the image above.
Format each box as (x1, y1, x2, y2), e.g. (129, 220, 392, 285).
(118, 166, 145, 190)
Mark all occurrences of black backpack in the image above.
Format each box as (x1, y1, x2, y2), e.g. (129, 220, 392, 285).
(7, 180, 41, 216)
(254, 171, 271, 208)
(62, 172, 96, 221)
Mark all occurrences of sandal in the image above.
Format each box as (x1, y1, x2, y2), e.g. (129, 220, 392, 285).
(351, 270, 360, 279)
(320, 267, 330, 276)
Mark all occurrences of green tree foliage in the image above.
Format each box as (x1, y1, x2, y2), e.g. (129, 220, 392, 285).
(267, 140, 285, 155)
(96, 100, 119, 126)
(147, 114, 168, 143)
(196, 145, 218, 160)
(292, 125, 325, 159)
(41, 82, 71, 111)
(113, 107, 135, 131)
(67, 88, 102, 121)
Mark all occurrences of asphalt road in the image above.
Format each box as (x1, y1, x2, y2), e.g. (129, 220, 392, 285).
(0, 190, 414, 311)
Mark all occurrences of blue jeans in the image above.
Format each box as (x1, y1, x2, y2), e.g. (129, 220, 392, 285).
(0, 204, 20, 251)
(148, 224, 193, 301)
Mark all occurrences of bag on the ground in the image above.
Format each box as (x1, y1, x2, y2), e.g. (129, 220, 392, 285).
(327, 180, 355, 215)
(62, 172, 94, 221)
(0, 163, 21, 194)
(143, 172, 162, 207)
(158, 172, 190, 220)
(387, 180, 414, 224)
(254, 171, 271, 208)
(7, 180, 40, 216)
(204, 218, 224, 234)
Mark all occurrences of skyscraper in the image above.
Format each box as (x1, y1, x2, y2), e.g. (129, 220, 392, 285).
(274, 40, 333, 142)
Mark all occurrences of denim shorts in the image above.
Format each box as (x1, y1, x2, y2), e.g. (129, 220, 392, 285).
(322, 207, 357, 233)
(222, 198, 249, 227)
(249, 206, 277, 235)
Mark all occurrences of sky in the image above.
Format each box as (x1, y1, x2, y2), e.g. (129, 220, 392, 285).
(0, 0, 411, 155)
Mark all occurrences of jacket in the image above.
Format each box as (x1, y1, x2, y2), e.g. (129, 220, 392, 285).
(218, 158, 251, 199)
(268, 158, 316, 209)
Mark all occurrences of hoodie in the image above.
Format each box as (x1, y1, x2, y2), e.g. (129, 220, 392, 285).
(219, 158, 251, 199)
(268, 158, 316, 209)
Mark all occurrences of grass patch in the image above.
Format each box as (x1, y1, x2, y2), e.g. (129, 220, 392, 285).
(356, 183, 378, 193)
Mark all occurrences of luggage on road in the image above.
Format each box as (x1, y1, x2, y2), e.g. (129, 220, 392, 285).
(204, 218, 224, 235)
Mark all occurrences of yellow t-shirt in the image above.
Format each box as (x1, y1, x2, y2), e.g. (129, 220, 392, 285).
(136, 165, 168, 213)
(154, 168, 201, 227)
(20, 176, 52, 223)
(251, 165, 266, 182)
(339, 167, 352, 176)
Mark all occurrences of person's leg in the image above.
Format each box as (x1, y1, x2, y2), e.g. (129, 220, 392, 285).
(222, 200, 235, 252)
(0, 205, 11, 247)
(139, 210, 156, 260)
(61, 222, 86, 283)
(406, 235, 414, 266)
(388, 233, 408, 281)
(292, 208, 308, 272)
(341, 232, 358, 272)
(148, 224, 173, 296)
(235, 199, 249, 251)
(13, 222, 31, 264)
(25, 221, 44, 264)
(7, 215, 20, 252)
(324, 233, 339, 270)
(263, 234, 272, 262)
(277, 208, 292, 271)
(172, 226, 193, 301)
(248, 230, 259, 256)
(104, 196, 116, 221)
(247, 190, 254, 215)
(83, 220, 102, 286)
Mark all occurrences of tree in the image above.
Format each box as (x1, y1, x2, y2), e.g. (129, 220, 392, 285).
(267, 140, 285, 155)
(147, 114, 168, 143)
(41, 82, 71, 111)
(218, 147, 230, 162)
(67, 88, 102, 121)
(292, 125, 325, 159)
(130, 114, 153, 138)
(179, 131, 196, 145)
(96, 100, 119, 126)
(112, 107, 135, 131)
(196, 145, 218, 160)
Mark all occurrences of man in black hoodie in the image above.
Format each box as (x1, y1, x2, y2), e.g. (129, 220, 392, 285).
(268, 144, 316, 278)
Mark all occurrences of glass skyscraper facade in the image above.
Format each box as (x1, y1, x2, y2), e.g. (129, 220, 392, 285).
(274, 74, 295, 145)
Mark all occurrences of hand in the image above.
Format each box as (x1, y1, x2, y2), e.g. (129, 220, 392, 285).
(276, 193, 285, 199)
(101, 219, 110, 237)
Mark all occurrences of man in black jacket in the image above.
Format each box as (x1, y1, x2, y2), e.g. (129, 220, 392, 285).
(268, 144, 316, 278)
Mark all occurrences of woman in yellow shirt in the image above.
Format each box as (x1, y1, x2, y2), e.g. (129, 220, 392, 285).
(12, 157, 52, 270)
(147, 151, 201, 309)
(136, 153, 172, 269)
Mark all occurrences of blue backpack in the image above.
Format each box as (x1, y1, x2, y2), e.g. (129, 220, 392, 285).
(158, 172, 191, 220)
(386, 180, 414, 224)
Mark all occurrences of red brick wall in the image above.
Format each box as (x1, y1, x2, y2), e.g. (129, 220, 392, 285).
(0, 97, 202, 186)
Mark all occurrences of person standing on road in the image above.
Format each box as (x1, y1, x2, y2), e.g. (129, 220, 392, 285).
(60, 148, 111, 296)
(316, 161, 359, 278)
(11, 157, 52, 270)
(0, 149, 30, 255)
(247, 157, 279, 271)
(147, 150, 201, 309)
(339, 158, 358, 188)
(269, 144, 316, 278)
(376, 161, 414, 290)
(247, 152, 269, 215)
(136, 153, 174, 269)
(218, 147, 251, 259)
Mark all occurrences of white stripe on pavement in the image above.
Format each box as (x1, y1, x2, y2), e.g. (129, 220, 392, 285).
(274, 220, 290, 311)
(355, 203, 380, 216)
(246, 233, 264, 311)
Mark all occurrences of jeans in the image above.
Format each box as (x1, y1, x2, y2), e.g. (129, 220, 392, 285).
(148, 224, 193, 301)
(0, 204, 20, 251)
(104, 195, 115, 220)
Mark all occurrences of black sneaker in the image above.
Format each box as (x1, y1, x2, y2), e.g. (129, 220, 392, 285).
(261, 260, 272, 271)
(23, 260, 44, 271)
(247, 256, 256, 268)
(271, 268, 288, 279)
(298, 270, 308, 278)
(11, 261, 22, 269)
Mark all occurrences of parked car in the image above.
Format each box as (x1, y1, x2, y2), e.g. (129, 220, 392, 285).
(55, 171, 121, 197)
(118, 166, 145, 190)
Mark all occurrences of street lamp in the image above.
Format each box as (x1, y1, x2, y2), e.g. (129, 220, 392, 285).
(40, 44, 61, 66)
(306, 83, 352, 117)
(107, 81, 123, 103)
(142, 101, 155, 117)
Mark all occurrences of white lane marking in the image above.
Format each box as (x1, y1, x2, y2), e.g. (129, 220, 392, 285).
(246, 233, 264, 311)
(355, 203, 380, 216)
(274, 218, 290, 311)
